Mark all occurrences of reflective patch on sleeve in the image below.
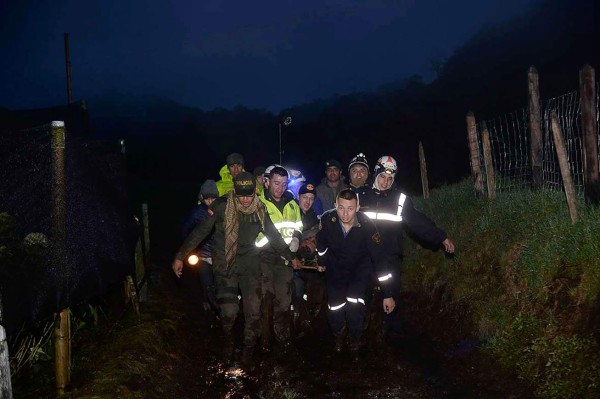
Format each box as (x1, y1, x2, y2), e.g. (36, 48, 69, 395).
(372, 232, 381, 244)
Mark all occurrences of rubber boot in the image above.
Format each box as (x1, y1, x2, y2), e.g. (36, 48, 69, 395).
(333, 325, 347, 353)
(240, 345, 255, 371)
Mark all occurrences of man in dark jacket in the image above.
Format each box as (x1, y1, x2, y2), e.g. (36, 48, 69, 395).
(181, 179, 220, 316)
(347, 152, 371, 200)
(172, 172, 301, 367)
(317, 189, 392, 354)
(361, 155, 455, 336)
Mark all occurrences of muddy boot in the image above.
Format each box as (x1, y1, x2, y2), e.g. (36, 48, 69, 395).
(222, 334, 235, 362)
(333, 326, 347, 353)
(240, 345, 255, 371)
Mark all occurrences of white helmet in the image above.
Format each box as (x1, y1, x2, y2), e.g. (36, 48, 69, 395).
(373, 156, 397, 177)
(264, 164, 284, 183)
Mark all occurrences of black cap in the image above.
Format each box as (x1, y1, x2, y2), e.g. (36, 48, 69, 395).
(298, 183, 316, 196)
(233, 171, 256, 196)
(348, 153, 369, 173)
(325, 159, 342, 169)
(226, 153, 244, 167)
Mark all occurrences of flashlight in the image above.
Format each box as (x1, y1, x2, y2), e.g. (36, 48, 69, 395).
(187, 254, 199, 266)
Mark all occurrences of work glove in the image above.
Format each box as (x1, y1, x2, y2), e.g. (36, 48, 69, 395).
(288, 237, 300, 253)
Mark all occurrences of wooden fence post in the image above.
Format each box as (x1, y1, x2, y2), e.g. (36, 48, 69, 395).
(51, 121, 71, 395)
(466, 112, 484, 197)
(142, 203, 150, 256)
(0, 295, 13, 399)
(418, 141, 430, 199)
(579, 65, 599, 204)
(481, 122, 496, 200)
(528, 66, 543, 190)
(551, 111, 578, 223)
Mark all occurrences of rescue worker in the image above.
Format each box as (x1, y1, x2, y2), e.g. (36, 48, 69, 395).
(172, 172, 301, 367)
(292, 182, 325, 335)
(361, 155, 455, 337)
(216, 152, 245, 196)
(317, 189, 392, 354)
(316, 159, 347, 212)
(181, 179, 220, 317)
(347, 153, 371, 199)
(257, 165, 303, 349)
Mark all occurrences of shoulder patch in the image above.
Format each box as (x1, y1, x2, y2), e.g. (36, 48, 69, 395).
(372, 232, 381, 244)
(331, 216, 337, 223)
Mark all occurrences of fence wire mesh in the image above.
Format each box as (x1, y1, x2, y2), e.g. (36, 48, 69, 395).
(475, 83, 599, 195)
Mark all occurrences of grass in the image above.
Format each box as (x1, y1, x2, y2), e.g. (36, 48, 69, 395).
(402, 179, 600, 398)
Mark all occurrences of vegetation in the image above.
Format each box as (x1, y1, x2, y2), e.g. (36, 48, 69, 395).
(402, 180, 600, 398)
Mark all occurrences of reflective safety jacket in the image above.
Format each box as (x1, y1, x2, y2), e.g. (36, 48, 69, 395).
(360, 187, 447, 262)
(256, 190, 303, 251)
(216, 164, 233, 196)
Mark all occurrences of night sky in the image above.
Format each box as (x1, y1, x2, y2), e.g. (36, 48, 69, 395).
(2, 0, 538, 113)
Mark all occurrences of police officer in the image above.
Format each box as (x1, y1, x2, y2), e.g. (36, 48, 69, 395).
(257, 166, 303, 348)
(172, 171, 301, 367)
(361, 155, 455, 335)
(317, 189, 392, 354)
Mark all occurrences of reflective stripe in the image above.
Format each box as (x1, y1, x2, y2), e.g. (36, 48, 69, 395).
(328, 302, 346, 311)
(317, 248, 328, 256)
(273, 221, 304, 230)
(378, 273, 393, 282)
(303, 294, 308, 301)
(255, 236, 269, 247)
(347, 297, 365, 305)
(365, 193, 407, 222)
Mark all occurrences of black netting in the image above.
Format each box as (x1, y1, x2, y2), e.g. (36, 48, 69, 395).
(0, 104, 139, 336)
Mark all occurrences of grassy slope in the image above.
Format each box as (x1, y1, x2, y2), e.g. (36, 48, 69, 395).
(401, 179, 600, 398)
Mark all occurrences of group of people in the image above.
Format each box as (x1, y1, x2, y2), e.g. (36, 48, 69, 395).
(172, 151, 455, 368)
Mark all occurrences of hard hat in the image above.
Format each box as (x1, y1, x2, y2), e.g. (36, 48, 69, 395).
(373, 155, 397, 177)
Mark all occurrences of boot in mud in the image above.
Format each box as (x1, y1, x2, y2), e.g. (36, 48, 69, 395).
(333, 325, 347, 353)
(240, 345, 256, 371)
(221, 334, 235, 363)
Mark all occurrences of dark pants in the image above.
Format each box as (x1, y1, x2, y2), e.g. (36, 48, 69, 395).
(326, 263, 371, 344)
(260, 258, 293, 341)
(214, 253, 262, 347)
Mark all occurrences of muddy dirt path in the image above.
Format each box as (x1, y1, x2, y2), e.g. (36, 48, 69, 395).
(62, 251, 533, 399)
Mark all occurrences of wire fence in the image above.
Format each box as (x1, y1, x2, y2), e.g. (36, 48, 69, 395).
(475, 83, 599, 195)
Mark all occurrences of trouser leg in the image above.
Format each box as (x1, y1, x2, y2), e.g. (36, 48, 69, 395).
(235, 254, 262, 348)
(271, 264, 293, 341)
(346, 265, 371, 345)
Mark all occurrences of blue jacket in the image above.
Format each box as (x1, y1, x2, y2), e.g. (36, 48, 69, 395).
(182, 202, 215, 258)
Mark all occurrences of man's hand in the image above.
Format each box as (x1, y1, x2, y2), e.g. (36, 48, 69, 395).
(383, 297, 396, 314)
(291, 258, 302, 270)
(172, 259, 183, 278)
(289, 237, 300, 253)
(442, 238, 455, 254)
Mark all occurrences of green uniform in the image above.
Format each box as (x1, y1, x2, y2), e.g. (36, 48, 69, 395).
(257, 191, 303, 342)
(176, 196, 295, 347)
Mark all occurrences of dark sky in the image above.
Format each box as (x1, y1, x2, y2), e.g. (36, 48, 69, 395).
(2, 0, 538, 112)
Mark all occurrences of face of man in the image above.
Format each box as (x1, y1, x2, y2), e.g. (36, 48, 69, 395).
(298, 193, 315, 213)
(349, 164, 368, 187)
(228, 163, 243, 178)
(203, 197, 216, 207)
(268, 173, 288, 201)
(376, 173, 394, 191)
(325, 166, 341, 184)
(237, 194, 255, 208)
(336, 197, 359, 225)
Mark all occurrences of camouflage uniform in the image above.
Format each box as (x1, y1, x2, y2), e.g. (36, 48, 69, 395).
(176, 196, 295, 349)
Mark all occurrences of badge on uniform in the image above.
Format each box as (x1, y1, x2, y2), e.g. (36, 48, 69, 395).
(372, 232, 381, 244)
(331, 216, 337, 222)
